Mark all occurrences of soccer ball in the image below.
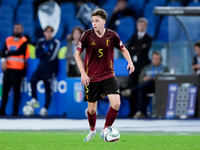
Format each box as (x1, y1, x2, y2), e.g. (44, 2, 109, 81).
(103, 126, 120, 142)
(22, 105, 34, 116)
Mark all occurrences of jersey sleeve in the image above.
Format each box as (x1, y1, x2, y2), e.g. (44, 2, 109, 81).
(113, 31, 124, 51)
(77, 32, 86, 53)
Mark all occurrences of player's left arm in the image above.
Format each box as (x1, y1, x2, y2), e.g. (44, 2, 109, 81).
(121, 47, 135, 74)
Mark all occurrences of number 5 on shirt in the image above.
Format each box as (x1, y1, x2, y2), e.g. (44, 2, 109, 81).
(98, 49, 103, 57)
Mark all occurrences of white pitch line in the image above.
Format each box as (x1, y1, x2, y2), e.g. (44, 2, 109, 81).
(0, 119, 200, 132)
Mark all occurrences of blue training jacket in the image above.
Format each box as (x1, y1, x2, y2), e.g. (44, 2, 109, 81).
(35, 37, 60, 74)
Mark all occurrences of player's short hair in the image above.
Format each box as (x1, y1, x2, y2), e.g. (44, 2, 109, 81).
(194, 42, 200, 48)
(44, 26, 54, 32)
(91, 9, 107, 20)
(136, 17, 148, 26)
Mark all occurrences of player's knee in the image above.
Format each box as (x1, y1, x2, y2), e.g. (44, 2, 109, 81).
(88, 107, 96, 115)
(112, 101, 121, 110)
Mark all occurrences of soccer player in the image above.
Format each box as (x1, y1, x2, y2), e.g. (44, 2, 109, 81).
(75, 9, 135, 142)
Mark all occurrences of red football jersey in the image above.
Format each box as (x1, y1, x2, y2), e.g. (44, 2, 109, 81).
(77, 28, 124, 82)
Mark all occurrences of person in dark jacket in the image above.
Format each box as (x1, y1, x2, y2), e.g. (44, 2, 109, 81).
(123, 17, 153, 117)
(26, 26, 60, 117)
(107, 0, 136, 30)
(192, 42, 200, 74)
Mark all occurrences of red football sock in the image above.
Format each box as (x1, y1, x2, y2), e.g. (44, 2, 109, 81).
(87, 110, 97, 131)
(104, 106, 119, 129)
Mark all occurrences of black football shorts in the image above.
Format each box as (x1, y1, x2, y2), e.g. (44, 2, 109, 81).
(84, 76, 120, 102)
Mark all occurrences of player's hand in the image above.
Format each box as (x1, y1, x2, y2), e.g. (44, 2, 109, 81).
(127, 63, 135, 74)
(81, 73, 90, 86)
(1, 61, 7, 71)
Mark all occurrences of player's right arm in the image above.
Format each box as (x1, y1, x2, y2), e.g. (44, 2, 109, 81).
(75, 50, 90, 86)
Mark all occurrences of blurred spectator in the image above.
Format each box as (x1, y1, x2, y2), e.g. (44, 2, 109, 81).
(128, 18, 153, 86)
(76, 0, 98, 7)
(107, 0, 136, 30)
(124, 17, 153, 117)
(123, 51, 169, 118)
(0, 24, 29, 116)
(65, 26, 85, 77)
(24, 34, 36, 59)
(26, 26, 60, 117)
(192, 42, 200, 74)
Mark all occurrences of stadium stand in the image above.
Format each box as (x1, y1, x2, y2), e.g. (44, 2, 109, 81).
(1, 0, 18, 10)
(61, 2, 76, 25)
(0, 0, 197, 50)
(0, 6, 14, 20)
(187, 1, 200, 6)
(0, 20, 13, 50)
(116, 17, 135, 43)
(127, 0, 146, 18)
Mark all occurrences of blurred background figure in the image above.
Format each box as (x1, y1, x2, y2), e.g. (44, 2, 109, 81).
(128, 17, 153, 88)
(26, 26, 60, 117)
(0, 24, 29, 116)
(131, 51, 169, 118)
(122, 17, 153, 117)
(192, 42, 200, 74)
(24, 34, 36, 59)
(65, 26, 85, 77)
(107, 0, 136, 30)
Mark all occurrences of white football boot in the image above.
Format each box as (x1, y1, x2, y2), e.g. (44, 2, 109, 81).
(83, 130, 96, 142)
(100, 129, 105, 139)
(39, 107, 48, 117)
(26, 98, 40, 108)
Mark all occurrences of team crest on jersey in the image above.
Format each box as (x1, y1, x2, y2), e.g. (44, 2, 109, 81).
(106, 39, 110, 46)
(78, 42, 82, 48)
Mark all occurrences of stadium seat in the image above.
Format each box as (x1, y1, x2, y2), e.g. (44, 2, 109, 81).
(148, 0, 167, 6)
(87, 2, 99, 10)
(16, 4, 34, 22)
(21, 0, 35, 4)
(18, 20, 35, 39)
(167, 1, 182, 7)
(54, 21, 65, 40)
(156, 17, 168, 42)
(143, 3, 160, 24)
(0, 20, 13, 50)
(61, 3, 76, 25)
(146, 16, 157, 38)
(116, 17, 135, 43)
(128, 0, 146, 10)
(98, 0, 107, 7)
(127, 0, 145, 19)
(104, 0, 117, 5)
(1, 0, 19, 10)
(188, 1, 200, 6)
(102, 3, 115, 19)
(66, 19, 85, 35)
(0, 6, 14, 20)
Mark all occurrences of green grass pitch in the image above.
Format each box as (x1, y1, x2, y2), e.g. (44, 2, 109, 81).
(0, 130, 200, 150)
